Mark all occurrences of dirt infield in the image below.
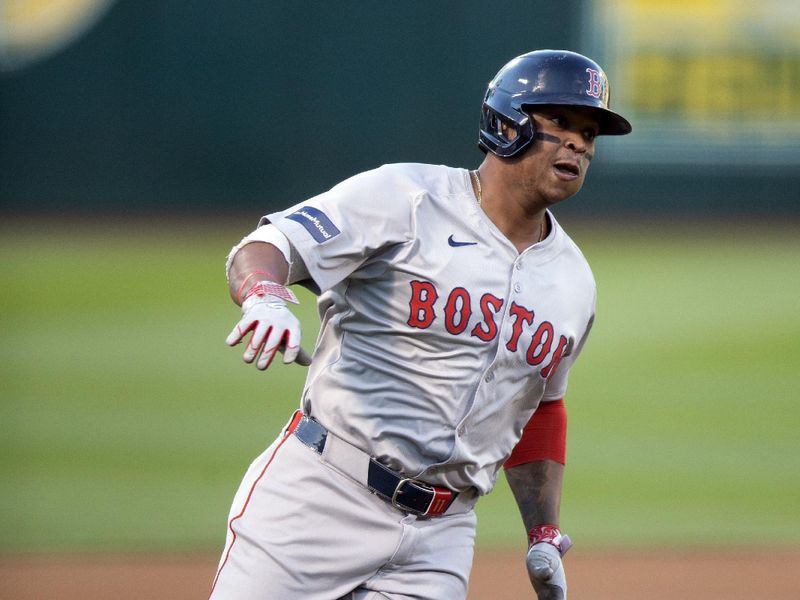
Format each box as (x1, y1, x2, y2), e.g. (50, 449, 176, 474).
(1, 548, 798, 599)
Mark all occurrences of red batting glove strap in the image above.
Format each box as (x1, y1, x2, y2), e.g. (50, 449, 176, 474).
(235, 270, 280, 303)
(242, 280, 299, 305)
(528, 524, 572, 557)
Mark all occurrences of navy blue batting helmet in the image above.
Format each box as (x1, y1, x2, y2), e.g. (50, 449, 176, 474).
(478, 50, 632, 157)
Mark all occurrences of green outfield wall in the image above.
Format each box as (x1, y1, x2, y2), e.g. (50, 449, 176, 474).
(2, 1, 798, 218)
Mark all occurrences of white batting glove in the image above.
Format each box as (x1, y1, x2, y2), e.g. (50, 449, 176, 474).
(225, 280, 311, 369)
(526, 525, 571, 600)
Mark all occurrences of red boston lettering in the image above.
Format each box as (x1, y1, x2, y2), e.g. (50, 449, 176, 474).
(506, 302, 534, 352)
(407, 280, 439, 328)
(407, 281, 568, 377)
(470, 293, 504, 342)
(444, 287, 472, 335)
(541, 335, 568, 380)
(526, 321, 554, 366)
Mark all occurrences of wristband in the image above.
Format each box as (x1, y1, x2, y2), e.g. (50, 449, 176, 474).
(235, 270, 280, 304)
(528, 524, 572, 557)
(242, 280, 299, 305)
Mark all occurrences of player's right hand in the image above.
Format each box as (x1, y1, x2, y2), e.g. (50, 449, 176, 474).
(225, 281, 312, 369)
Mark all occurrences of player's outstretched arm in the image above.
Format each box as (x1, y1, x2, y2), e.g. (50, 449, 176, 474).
(506, 460, 570, 600)
(225, 241, 311, 368)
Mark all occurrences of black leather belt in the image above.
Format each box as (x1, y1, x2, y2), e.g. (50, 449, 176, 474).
(288, 411, 458, 517)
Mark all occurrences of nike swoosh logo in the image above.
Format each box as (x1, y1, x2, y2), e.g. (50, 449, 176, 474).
(448, 234, 478, 247)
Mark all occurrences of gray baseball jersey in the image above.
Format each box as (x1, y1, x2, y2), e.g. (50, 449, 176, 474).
(265, 162, 595, 495)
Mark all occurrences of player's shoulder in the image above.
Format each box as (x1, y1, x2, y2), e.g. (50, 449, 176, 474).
(550, 214, 596, 286)
(353, 162, 465, 197)
(372, 162, 458, 178)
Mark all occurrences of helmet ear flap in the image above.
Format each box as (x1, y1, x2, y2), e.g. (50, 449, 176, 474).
(478, 105, 536, 157)
(490, 112, 513, 143)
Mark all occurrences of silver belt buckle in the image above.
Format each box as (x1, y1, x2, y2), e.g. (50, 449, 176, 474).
(391, 477, 433, 514)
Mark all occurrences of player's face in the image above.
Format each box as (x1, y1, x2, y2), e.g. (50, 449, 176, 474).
(519, 106, 600, 204)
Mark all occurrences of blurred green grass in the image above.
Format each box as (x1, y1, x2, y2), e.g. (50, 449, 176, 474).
(1, 217, 798, 553)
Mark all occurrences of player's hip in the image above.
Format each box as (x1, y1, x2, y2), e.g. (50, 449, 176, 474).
(212, 416, 476, 599)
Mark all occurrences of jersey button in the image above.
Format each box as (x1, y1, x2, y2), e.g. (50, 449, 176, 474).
(513, 283, 521, 293)
(457, 425, 466, 435)
(484, 372, 493, 382)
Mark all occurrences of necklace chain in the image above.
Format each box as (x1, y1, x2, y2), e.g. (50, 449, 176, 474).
(470, 169, 482, 205)
(470, 170, 546, 243)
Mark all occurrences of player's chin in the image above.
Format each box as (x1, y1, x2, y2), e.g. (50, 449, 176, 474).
(545, 176, 585, 203)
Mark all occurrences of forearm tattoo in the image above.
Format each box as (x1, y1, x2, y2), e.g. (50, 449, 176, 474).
(506, 462, 562, 530)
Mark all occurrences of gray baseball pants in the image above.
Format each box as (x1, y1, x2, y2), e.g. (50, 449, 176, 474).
(209, 415, 477, 599)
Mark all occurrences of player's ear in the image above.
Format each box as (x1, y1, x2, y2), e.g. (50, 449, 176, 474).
(486, 112, 519, 144)
(500, 119, 519, 142)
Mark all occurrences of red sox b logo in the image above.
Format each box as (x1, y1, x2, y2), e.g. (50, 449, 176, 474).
(585, 68, 603, 98)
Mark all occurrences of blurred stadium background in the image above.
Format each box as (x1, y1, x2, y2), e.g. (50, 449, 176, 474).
(2, 1, 799, 598)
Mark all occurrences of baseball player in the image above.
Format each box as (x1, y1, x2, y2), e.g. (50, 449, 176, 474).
(210, 49, 631, 600)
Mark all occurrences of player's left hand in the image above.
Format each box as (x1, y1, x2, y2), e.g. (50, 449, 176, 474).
(526, 525, 570, 600)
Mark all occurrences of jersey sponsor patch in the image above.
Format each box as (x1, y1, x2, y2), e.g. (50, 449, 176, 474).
(287, 206, 341, 243)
